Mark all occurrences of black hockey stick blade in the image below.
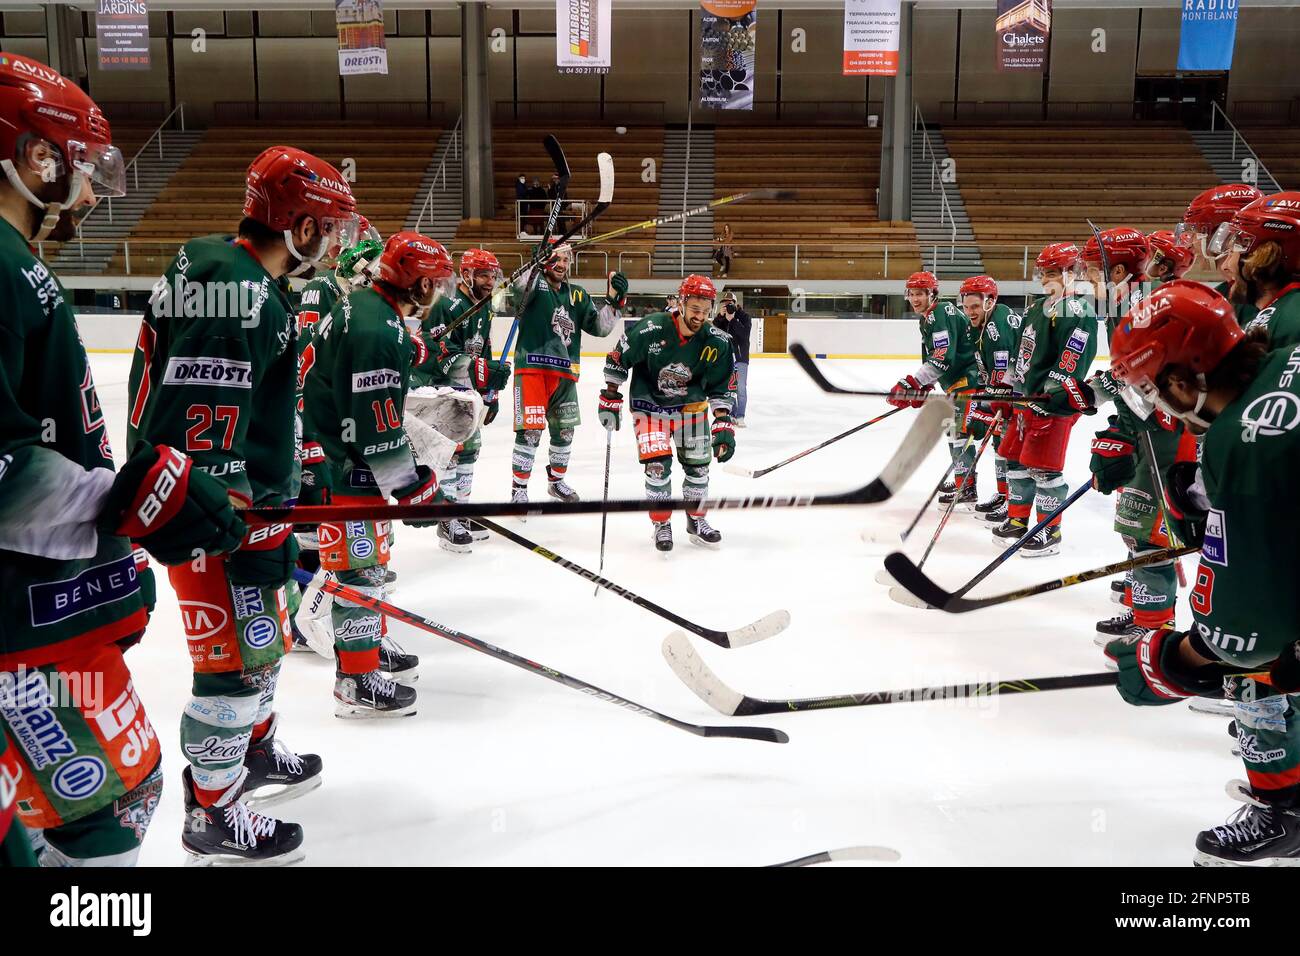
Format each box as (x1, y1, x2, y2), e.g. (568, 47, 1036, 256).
(700, 725, 789, 743)
(663, 631, 1120, 717)
(767, 846, 901, 867)
(542, 133, 571, 181)
(789, 343, 1048, 403)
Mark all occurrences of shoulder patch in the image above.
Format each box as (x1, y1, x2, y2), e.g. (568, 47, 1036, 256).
(1066, 328, 1090, 353)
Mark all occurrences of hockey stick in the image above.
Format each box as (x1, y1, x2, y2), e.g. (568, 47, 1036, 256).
(292, 568, 788, 743)
(882, 541, 1201, 614)
(538, 133, 572, 247)
(573, 188, 796, 250)
(471, 515, 787, 648)
(766, 846, 901, 867)
(887, 479, 1093, 610)
(662, 631, 1118, 716)
(913, 411, 1002, 569)
(723, 406, 905, 479)
(788, 343, 1051, 404)
(899, 420, 977, 543)
(594, 429, 613, 598)
(248, 398, 950, 525)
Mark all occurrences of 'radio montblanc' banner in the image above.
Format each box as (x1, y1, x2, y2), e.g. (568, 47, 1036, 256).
(1177, 0, 1239, 71)
(995, 0, 1052, 72)
(843, 0, 901, 76)
(699, 1, 757, 111)
(556, 0, 611, 74)
(336, 0, 388, 76)
(96, 0, 150, 71)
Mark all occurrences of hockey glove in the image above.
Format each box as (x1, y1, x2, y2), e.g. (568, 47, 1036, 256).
(228, 532, 299, 588)
(410, 330, 430, 370)
(887, 375, 931, 410)
(394, 465, 450, 528)
(1106, 627, 1233, 707)
(472, 357, 511, 392)
(483, 395, 500, 426)
(1089, 416, 1137, 494)
(598, 387, 624, 432)
(101, 442, 246, 566)
(1162, 460, 1208, 549)
(711, 412, 736, 462)
(607, 271, 629, 309)
(1041, 377, 1098, 417)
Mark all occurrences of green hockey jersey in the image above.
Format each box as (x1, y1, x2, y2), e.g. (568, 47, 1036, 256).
(513, 271, 618, 381)
(413, 283, 494, 389)
(604, 312, 736, 414)
(972, 303, 1023, 388)
(1245, 284, 1300, 352)
(301, 287, 420, 498)
(915, 301, 978, 393)
(1215, 279, 1260, 328)
(1191, 341, 1300, 668)
(127, 235, 299, 506)
(0, 218, 147, 666)
(1012, 293, 1098, 411)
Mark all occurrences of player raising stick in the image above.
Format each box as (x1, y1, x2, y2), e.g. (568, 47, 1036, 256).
(599, 274, 737, 552)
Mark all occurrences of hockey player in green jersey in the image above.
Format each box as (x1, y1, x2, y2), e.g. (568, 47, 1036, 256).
(0, 54, 244, 867)
(299, 233, 479, 717)
(600, 274, 736, 551)
(1107, 280, 1300, 866)
(1177, 183, 1264, 326)
(889, 271, 983, 511)
(1210, 192, 1300, 353)
(959, 275, 1022, 523)
(510, 241, 626, 506)
(414, 247, 510, 552)
(128, 144, 361, 865)
(988, 242, 1097, 557)
(1146, 230, 1194, 286)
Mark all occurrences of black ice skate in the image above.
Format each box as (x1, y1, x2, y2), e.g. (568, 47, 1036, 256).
(379, 635, 419, 685)
(653, 520, 673, 553)
(334, 669, 417, 719)
(991, 516, 1027, 548)
(937, 481, 978, 513)
(1110, 578, 1127, 605)
(181, 767, 305, 867)
(1194, 781, 1300, 867)
(547, 472, 580, 503)
(1019, 525, 1061, 558)
(686, 515, 722, 548)
(975, 492, 1006, 515)
(242, 715, 323, 810)
(981, 501, 1009, 523)
(940, 478, 956, 496)
(437, 518, 473, 554)
(511, 484, 529, 521)
(1094, 609, 1142, 647)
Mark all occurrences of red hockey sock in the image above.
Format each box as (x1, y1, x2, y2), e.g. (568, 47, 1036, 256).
(337, 647, 381, 675)
(251, 716, 273, 743)
(1009, 503, 1032, 521)
(1134, 607, 1175, 630)
(997, 479, 1008, 497)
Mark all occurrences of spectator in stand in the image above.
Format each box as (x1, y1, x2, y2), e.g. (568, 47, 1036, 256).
(714, 223, 734, 278)
(525, 177, 548, 234)
(713, 290, 752, 426)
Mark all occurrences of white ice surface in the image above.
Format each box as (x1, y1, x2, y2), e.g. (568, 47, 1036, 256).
(86, 352, 1236, 866)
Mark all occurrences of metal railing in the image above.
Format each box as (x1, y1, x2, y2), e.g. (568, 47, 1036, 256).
(1209, 100, 1280, 191)
(913, 104, 957, 253)
(513, 199, 590, 241)
(413, 114, 462, 234)
(81, 102, 187, 231)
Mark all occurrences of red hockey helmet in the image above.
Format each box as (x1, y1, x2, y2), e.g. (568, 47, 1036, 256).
(377, 232, 454, 291)
(958, 275, 998, 299)
(1034, 242, 1081, 274)
(244, 146, 358, 262)
(1082, 227, 1150, 277)
(1177, 183, 1263, 245)
(1110, 280, 1242, 424)
(1146, 230, 1195, 279)
(1207, 192, 1300, 274)
(460, 247, 502, 282)
(679, 273, 717, 302)
(905, 271, 940, 292)
(0, 53, 125, 236)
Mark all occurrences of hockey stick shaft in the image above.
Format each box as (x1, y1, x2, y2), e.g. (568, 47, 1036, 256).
(576, 189, 793, 249)
(293, 568, 787, 743)
(789, 344, 1050, 403)
(917, 412, 1001, 569)
(1138, 429, 1189, 588)
(595, 429, 613, 596)
(739, 406, 905, 478)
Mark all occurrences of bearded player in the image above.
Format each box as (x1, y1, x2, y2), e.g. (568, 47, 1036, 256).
(600, 275, 736, 552)
(1176, 183, 1263, 325)
(1212, 192, 1300, 351)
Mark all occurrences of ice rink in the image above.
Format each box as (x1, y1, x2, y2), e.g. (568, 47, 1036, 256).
(87, 350, 1239, 866)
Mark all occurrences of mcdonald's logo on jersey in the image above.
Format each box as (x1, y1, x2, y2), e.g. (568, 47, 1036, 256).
(701, 346, 719, 363)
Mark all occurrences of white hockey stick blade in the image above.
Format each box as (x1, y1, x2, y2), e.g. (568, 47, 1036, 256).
(828, 845, 902, 864)
(1187, 697, 1235, 717)
(722, 462, 756, 478)
(661, 631, 743, 716)
(726, 609, 791, 648)
(887, 586, 934, 610)
(879, 398, 952, 496)
(595, 152, 615, 203)
(874, 567, 897, 587)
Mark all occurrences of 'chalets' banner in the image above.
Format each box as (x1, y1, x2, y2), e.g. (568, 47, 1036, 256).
(556, 0, 611, 74)
(336, 0, 388, 76)
(843, 0, 901, 76)
(995, 0, 1052, 72)
(1177, 0, 1239, 71)
(699, 1, 757, 111)
(96, 0, 150, 71)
